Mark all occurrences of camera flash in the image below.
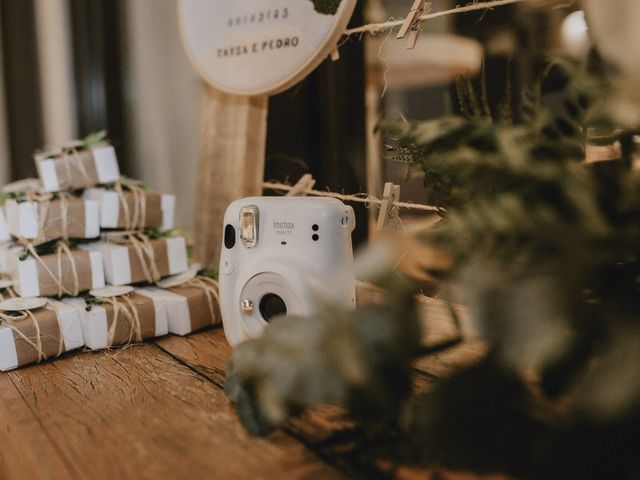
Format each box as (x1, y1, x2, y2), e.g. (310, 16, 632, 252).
(240, 205, 259, 248)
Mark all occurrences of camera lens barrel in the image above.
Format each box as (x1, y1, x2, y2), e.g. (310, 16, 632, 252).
(258, 294, 288, 322)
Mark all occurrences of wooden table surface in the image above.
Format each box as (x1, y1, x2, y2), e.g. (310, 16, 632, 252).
(0, 295, 492, 480)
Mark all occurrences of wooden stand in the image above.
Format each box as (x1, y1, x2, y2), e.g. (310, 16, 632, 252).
(193, 84, 268, 267)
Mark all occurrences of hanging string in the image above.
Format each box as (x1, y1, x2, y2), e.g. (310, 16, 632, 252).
(263, 181, 444, 214)
(344, 0, 532, 37)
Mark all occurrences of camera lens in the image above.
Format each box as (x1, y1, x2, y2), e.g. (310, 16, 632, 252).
(259, 294, 287, 322)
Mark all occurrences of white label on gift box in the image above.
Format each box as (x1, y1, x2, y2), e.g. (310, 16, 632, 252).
(91, 146, 120, 184)
(89, 250, 106, 289)
(0, 327, 19, 371)
(0, 207, 11, 242)
(135, 288, 169, 337)
(47, 299, 85, 351)
(166, 237, 189, 275)
(178, 0, 357, 96)
(161, 195, 176, 230)
(14, 257, 40, 298)
(37, 158, 60, 192)
(139, 287, 192, 336)
(6, 201, 40, 240)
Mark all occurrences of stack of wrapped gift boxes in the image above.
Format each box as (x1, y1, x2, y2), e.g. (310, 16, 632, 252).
(0, 137, 220, 371)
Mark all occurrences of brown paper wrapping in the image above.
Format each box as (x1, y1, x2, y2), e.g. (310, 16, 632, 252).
(115, 191, 163, 229)
(127, 238, 170, 284)
(52, 149, 100, 191)
(36, 249, 94, 297)
(170, 283, 222, 332)
(10, 308, 62, 366)
(103, 293, 157, 346)
(37, 197, 87, 245)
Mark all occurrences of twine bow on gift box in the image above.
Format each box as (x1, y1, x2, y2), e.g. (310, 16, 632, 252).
(183, 276, 221, 322)
(97, 293, 144, 347)
(21, 191, 76, 245)
(113, 178, 150, 231)
(38, 131, 108, 192)
(0, 303, 65, 364)
(105, 231, 163, 284)
(21, 241, 82, 297)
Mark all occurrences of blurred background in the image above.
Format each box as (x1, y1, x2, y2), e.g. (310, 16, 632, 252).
(0, 0, 587, 236)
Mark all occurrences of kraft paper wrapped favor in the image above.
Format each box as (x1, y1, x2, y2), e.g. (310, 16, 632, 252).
(0, 298, 84, 371)
(10, 244, 105, 297)
(35, 143, 120, 192)
(82, 235, 188, 286)
(64, 288, 168, 350)
(138, 276, 221, 336)
(5, 196, 100, 245)
(84, 187, 175, 230)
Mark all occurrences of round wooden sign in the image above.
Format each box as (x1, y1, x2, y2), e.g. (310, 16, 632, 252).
(178, 0, 357, 96)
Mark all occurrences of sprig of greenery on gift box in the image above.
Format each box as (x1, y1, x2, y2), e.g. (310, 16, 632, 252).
(0, 190, 28, 205)
(18, 240, 79, 261)
(225, 53, 640, 478)
(81, 130, 108, 149)
(83, 294, 105, 312)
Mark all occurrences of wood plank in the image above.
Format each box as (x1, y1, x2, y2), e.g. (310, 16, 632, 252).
(193, 85, 268, 267)
(153, 327, 490, 478)
(153, 284, 488, 477)
(0, 373, 74, 479)
(4, 344, 343, 480)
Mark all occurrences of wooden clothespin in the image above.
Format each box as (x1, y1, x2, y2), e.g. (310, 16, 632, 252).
(396, 0, 431, 49)
(376, 182, 401, 233)
(286, 174, 316, 197)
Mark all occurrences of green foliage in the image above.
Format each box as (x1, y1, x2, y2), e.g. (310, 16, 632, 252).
(198, 267, 219, 280)
(83, 295, 105, 312)
(225, 56, 640, 478)
(18, 240, 79, 261)
(0, 190, 27, 205)
(309, 0, 342, 15)
(81, 130, 108, 149)
(226, 297, 420, 436)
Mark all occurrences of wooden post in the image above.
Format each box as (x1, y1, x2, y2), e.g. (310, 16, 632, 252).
(193, 84, 268, 267)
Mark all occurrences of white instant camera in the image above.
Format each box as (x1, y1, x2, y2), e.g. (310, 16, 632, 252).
(219, 197, 357, 346)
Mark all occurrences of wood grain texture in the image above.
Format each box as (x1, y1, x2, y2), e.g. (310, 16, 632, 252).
(3, 344, 343, 480)
(0, 373, 73, 479)
(193, 85, 268, 267)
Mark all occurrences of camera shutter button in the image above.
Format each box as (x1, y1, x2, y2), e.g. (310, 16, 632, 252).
(220, 255, 234, 275)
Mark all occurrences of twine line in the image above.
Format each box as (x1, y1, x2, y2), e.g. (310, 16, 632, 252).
(0, 307, 65, 363)
(24, 241, 80, 297)
(186, 277, 220, 323)
(100, 294, 143, 347)
(263, 181, 444, 213)
(107, 232, 162, 284)
(344, 0, 532, 37)
(115, 179, 148, 231)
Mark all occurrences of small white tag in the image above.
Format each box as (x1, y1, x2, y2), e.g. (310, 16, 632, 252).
(0, 297, 47, 312)
(157, 269, 198, 289)
(90, 285, 134, 298)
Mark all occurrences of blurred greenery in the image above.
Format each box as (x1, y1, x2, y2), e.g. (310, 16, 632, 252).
(225, 53, 640, 479)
